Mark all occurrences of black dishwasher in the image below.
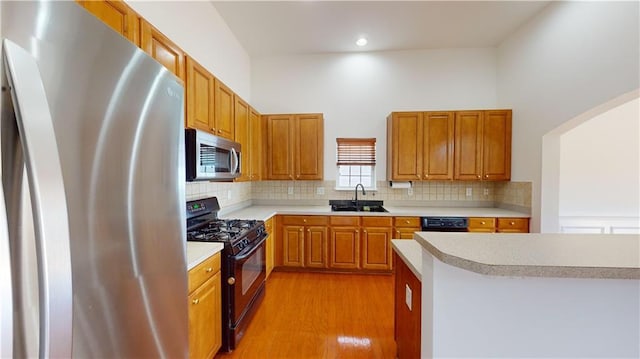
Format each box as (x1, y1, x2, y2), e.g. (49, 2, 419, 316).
(421, 217, 468, 232)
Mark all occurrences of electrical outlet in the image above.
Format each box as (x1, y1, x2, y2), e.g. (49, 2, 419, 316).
(288, 186, 294, 195)
(407, 187, 414, 196)
(484, 188, 489, 196)
(466, 187, 472, 197)
(316, 187, 325, 195)
(405, 284, 412, 311)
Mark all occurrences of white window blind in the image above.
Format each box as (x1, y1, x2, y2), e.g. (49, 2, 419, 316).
(336, 138, 376, 189)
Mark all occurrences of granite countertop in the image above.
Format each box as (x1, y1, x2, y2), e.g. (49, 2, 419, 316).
(186, 242, 224, 270)
(415, 232, 640, 280)
(392, 240, 422, 281)
(220, 205, 529, 221)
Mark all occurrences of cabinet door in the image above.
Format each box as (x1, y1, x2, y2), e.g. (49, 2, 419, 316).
(188, 272, 221, 359)
(282, 225, 304, 267)
(140, 20, 185, 82)
(329, 227, 360, 269)
(388, 112, 422, 181)
(423, 112, 454, 180)
(214, 79, 235, 140)
(185, 56, 214, 131)
(234, 96, 250, 181)
(454, 111, 483, 180)
(249, 108, 262, 181)
(80, 0, 140, 45)
(394, 253, 421, 359)
(305, 226, 328, 268)
(482, 110, 512, 181)
(265, 115, 294, 180)
(265, 217, 274, 277)
(295, 114, 324, 180)
(362, 227, 393, 270)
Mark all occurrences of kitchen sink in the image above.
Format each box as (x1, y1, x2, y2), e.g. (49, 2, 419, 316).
(329, 200, 388, 213)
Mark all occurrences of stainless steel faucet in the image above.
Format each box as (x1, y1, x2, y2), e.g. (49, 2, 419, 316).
(354, 183, 366, 203)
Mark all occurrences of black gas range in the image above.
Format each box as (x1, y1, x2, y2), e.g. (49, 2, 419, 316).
(186, 197, 267, 352)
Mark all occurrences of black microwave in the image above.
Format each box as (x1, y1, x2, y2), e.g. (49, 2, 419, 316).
(185, 129, 241, 181)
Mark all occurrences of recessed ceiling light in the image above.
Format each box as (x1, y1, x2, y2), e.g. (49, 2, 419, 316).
(356, 37, 368, 47)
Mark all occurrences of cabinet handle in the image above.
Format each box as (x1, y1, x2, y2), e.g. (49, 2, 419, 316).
(205, 267, 213, 273)
(192, 298, 200, 305)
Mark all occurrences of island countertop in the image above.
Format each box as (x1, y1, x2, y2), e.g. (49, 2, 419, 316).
(414, 232, 640, 279)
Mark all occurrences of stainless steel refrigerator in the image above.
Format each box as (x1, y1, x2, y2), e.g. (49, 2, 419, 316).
(0, 1, 188, 358)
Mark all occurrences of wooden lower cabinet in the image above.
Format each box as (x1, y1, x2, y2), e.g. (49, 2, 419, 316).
(265, 217, 274, 278)
(393, 217, 421, 239)
(279, 216, 328, 268)
(188, 253, 221, 359)
(468, 217, 529, 233)
(282, 225, 305, 267)
(329, 226, 360, 270)
(361, 217, 393, 271)
(394, 252, 421, 359)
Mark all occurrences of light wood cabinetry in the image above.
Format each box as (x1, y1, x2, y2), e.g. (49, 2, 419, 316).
(187, 253, 221, 359)
(497, 218, 529, 233)
(185, 56, 215, 131)
(394, 252, 421, 359)
(249, 107, 262, 181)
(361, 217, 393, 271)
(393, 217, 421, 239)
(329, 216, 361, 270)
(77, 0, 140, 46)
(280, 216, 328, 268)
(234, 96, 250, 181)
(469, 217, 529, 233)
(454, 110, 512, 181)
(213, 79, 235, 140)
(264, 114, 323, 180)
(387, 111, 454, 181)
(265, 217, 274, 278)
(140, 20, 185, 82)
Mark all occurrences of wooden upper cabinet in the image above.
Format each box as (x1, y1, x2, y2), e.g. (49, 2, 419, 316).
(387, 111, 454, 181)
(249, 108, 262, 181)
(454, 111, 483, 180)
(185, 56, 214, 131)
(140, 20, 185, 82)
(295, 114, 324, 180)
(423, 112, 454, 180)
(454, 110, 512, 181)
(387, 112, 422, 181)
(214, 79, 235, 140)
(78, 0, 140, 46)
(482, 110, 512, 181)
(265, 115, 295, 180)
(234, 96, 250, 181)
(264, 113, 323, 180)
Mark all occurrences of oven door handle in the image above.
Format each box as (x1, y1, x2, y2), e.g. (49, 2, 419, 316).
(234, 234, 267, 261)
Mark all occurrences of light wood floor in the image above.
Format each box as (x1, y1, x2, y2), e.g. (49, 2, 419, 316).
(215, 271, 396, 359)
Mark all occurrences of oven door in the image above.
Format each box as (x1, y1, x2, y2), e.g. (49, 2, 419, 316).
(231, 235, 266, 323)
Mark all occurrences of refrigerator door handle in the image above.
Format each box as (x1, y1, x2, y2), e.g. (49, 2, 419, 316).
(2, 40, 73, 358)
(0, 182, 12, 359)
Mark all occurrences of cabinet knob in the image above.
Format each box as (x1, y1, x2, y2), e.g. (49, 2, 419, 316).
(303, 219, 307, 223)
(510, 221, 516, 226)
(289, 175, 293, 179)
(480, 221, 486, 225)
(363, 230, 367, 233)
(299, 228, 303, 232)
(355, 230, 359, 234)
(218, 129, 222, 133)
(296, 175, 300, 179)
(405, 220, 410, 224)
(192, 298, 200, 305)
(211, 128, 216, 132)
(396, 231, 400, 236)
(485, 175, 489, 178)
(416, 174, 421, 179)
(205, 267, 213, 273)
(227, 277, 236, 285)
(424, 174, 429, 178)
(476, 175, 481, 179)
(307, 229, 310, 232)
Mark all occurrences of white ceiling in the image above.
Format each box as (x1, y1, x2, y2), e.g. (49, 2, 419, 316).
(212, 1, 551, 57)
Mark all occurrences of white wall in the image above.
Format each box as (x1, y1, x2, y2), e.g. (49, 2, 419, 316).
(497, 1, 640, 231)
(252, 48, 497, 180)
(560, 98, 639, 217)
(125, 0, 251, 100)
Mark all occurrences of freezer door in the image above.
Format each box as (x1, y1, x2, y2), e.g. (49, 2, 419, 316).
(2, 1, 188, 358)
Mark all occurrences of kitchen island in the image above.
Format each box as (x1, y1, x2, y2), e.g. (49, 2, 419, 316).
(415, 232, 640, 358)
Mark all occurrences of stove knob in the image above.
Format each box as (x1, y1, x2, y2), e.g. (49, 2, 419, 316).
(227, 277, 236, 285)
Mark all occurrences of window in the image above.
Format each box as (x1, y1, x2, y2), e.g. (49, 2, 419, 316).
(336, 138, 376, 190)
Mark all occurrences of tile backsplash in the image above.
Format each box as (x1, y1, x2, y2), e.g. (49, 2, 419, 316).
(186, 180, 531, 212)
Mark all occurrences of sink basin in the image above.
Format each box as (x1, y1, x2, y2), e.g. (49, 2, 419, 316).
(329, 200, 388, 213)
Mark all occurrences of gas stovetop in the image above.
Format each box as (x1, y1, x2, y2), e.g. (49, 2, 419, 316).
(186, 197, 266, 255)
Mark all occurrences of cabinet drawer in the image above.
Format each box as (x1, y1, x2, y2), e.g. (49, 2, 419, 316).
(188, 252, 221, 294)
(362, 216, 392, 227)
(497, 218, 529, 232)
(281, 215, 327, 226)
(468, 217, 496, 231)
(394, 217, 420, 228)
(330, 216, 360, 226)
